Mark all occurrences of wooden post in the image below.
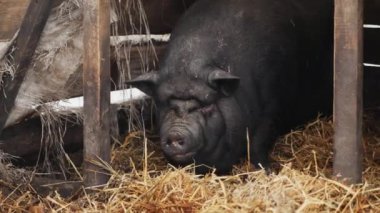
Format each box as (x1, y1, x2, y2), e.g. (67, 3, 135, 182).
(83, 0, 111, 187)
(0, 0, 52, 133)
(333, 0, 363, 183)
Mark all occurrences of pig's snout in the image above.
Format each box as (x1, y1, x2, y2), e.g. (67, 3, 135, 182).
(161, 128, 201, 163)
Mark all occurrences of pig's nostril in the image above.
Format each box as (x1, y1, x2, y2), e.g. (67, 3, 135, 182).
(166, 138, 172, 145)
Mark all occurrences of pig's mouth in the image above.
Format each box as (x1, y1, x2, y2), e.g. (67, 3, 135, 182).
(170, 151, 196, 162)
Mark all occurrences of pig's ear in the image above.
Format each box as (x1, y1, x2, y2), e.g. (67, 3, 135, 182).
(208, 70, 240, 96)
(127, 72, 159, 96)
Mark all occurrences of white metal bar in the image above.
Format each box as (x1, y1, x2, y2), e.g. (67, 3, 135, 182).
(110, 34, 170, 46)
(33, 88, 148, 112)
(364, 63, 380, 68)
(363, 24, 380, 29)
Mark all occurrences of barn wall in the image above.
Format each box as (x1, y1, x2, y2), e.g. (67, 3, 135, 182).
(111, 0, 195, 35)
(364, 0, 380, 65)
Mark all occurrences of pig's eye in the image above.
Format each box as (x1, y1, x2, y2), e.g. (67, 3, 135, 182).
(170, 105, 180, 114)
(198, 104, 215, 116)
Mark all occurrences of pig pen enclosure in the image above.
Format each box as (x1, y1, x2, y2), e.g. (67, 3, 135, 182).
(0, 0, 380, 212)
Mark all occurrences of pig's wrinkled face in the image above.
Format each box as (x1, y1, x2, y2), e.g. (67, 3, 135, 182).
(128, 70, 242, 171)
(156, 76, 225, 164)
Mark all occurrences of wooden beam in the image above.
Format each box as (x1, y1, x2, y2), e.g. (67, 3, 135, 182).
(83, 0, 111, 187)
(333, 0, 364, 183)
(0, 0, 53, 133)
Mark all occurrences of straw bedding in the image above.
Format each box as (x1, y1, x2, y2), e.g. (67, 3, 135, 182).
(1, 113, 380, 212)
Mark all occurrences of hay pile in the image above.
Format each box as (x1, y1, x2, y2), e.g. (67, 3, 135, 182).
(1, 115, 380, 212)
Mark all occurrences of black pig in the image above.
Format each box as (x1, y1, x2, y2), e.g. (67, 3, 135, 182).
(128, 0, 334, 174)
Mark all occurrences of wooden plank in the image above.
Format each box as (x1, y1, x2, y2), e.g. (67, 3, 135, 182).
(333, 0, 364, 183)
(0, 0, 30, 41)
(0, 116, 82, 159)
(83, 0, 111, 187)
(0, 0, 65, 41)
(0, 0, 53, 133)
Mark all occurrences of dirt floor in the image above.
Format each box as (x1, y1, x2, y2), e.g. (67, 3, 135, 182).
(1, 113, 380, 212)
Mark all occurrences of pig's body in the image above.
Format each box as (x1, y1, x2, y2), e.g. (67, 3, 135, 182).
(130, 0, 334, 174)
